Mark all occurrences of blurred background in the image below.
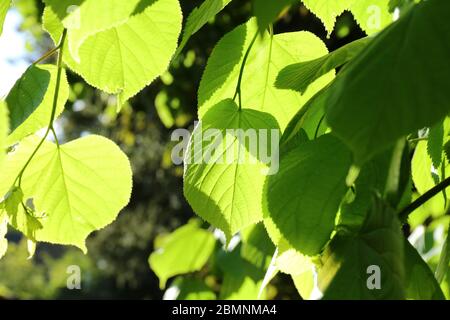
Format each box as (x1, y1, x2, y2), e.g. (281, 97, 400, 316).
(0, 0, 393, 299)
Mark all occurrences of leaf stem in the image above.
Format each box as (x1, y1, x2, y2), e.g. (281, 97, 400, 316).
(14, 29, 67, 187)
(32, 45, 61, 65)
(233, 31, 258, 110)
(398, 176, 450, 221)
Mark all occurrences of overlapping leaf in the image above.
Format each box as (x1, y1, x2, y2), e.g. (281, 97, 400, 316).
(0, 135, 132, 252)
(302, 0, 392, 36)
(198, 19, 333, 131)
(319, 199, 405, 299)
(184, 99, 279, 240)
(404, 240, 445, 300)
(175, 0, 233, 57)
(276, 37, 370, 93)
(252, 0, 296, 32)
(44, 0, 182, 104)
(5, 64, 69, 145)
(264, 134, 352, 256)
(326, 0, 450, 164)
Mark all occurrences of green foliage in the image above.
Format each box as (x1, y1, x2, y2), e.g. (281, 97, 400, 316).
(404, 240, 445, 299)
(302, 0, 392, 36)
(276, 37, 370, 93)
(326, 0, 450, 164)
(184, 99, 279, 240)
(1, 0, 449, 301)
(198, 19, 333, 131)
(149, 220, 216, 289)
(0, 101, 8, 166)
(265, 134, 352, 255)
(175, 0, 233, 57)
(6, 64, 69, 144)
(252, 0, 296, 32)
(319, 198, 405, 299)
(0, 135, 132, 251)
(44, 0, 183, 105)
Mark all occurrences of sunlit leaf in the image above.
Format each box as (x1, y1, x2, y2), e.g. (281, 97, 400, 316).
(0, 135, 133, 252)
(149, 220, 216, 289)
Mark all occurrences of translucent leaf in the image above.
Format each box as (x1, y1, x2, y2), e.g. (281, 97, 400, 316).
(5, 65, 69, 145)
(428, 121, 444, 169)
(319, 198, 405, 299)
(0, 101, 8, 166)
(44, 0, 143, 61)
(0, 0, 9, 36)
(149, 220, 216, 289)
(435, 222, 450, 284)
(198, 19, 333, 131)
(45, 0, 182, 104)
(240, 223, 275, 271)
(252, 0, 296, 32)
(276, 37, 370, 93)
(165, 277, 216, 300)
(264, 134, 352, 256)
(302, 0, 354, 36)
(302, 0, 392, 36)
(0, 135, 133, 252)
(184, 99, 280, 240)
(275, 239, 314, 276)
(1, 187, 43, 241)
(292, 270, 315, 300)
(326, 0, 450, 164)
(350, 0, 393, 35)
(175, 0, 233, 57)
(412, 141, 449, 217)
(404, 239, 445, 299)
(216, 244, 266, 299)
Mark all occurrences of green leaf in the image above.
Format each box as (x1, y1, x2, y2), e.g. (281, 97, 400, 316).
(175, 0, 233, 57)
(350, 0, 393, 35)
(339, 149, 395, 230)
(428, 122, 445, 169)
(435, 221, 450, 284)
(5, 64, 69, 145)
(292, 270, 315, 299)
(0, 101, 8, 166)
(44, 0, 144, 61)
(252, 0, 296, 32)
(412, 141, 449, 217)
(216, 245, 267, 299)
(167, 277, 216, 300)
(319, 198, 405, 299)
(302, 0, 392, 36)
(0, 135, 133, 252)
(149, 220, 216, 289)
(184, 99, 279, 240)
(264, 134, 352, 256)
(45, 0, 182, 105)
(279, 84, 330, 149)
(276, 37, 370, 93)
(0, 187, 43, 241)
(326, 0, 450, 164)
(240, 223, 275, 271)
(276, 239, 314, 276)
(198, 19, 333, 131)
(404, 239, 445, 299)
(302, 0, 354, 36)
(0, 0, 9, 36)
